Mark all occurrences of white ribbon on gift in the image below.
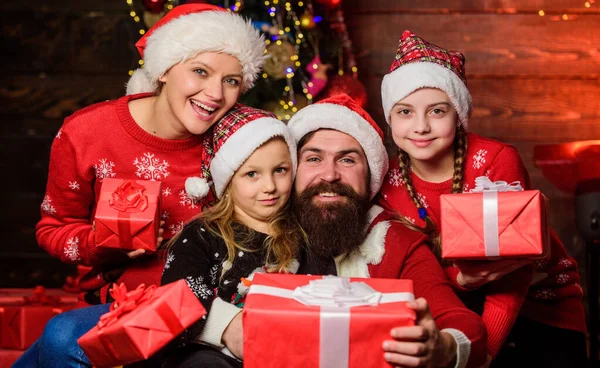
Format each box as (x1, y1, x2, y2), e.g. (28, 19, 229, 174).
(247, 276, 414, 368)
(468, 176, 524, 256)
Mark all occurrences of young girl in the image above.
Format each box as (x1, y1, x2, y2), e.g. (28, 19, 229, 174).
(378, 31, 587, 367)
(160, 105, 301, 368)
(14, 4, 266, 368)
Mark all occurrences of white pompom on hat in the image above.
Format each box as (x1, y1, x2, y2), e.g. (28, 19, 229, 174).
(126, 3, 266, 95)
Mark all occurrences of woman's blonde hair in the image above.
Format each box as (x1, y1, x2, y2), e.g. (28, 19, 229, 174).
(398, 124, 467, 261)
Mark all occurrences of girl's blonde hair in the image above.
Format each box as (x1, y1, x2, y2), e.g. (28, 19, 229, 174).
(398, 123, 467, 260)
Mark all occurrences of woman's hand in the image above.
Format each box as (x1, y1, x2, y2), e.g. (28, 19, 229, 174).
(454, 259, 532, 289)
(383, 298, 456, 367)
(222, 312, 244, 359)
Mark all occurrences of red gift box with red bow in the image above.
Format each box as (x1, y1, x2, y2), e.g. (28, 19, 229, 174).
(0, 287, 76, 349)
(94, 178, 161, 252)
(78, 280, 206, 368)
(243, 274, 416, 368)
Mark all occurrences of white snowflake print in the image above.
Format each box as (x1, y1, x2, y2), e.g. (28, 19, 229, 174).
(164, 252, 175, 271)
(417, 193, 429, 208)
(534, 259, 549, 271)
(214, 252, 219, 258)
(405, 216, 416, 224)
(558, 258, 573, 268)
(94, 158, 116, 182)
(556, 273, 569, 285)
(133, 153, 170, 181)
(68, 181, 80, 190)
(209, 264, 219, 285)
(462, 183, 469, 193)
(41, 195, 57, 215)
(534, 289, 556, 300)
(472, 149, 488, 170)
(161, 211, 169, 220)
(169, 221, 185, 235)
(162, 187, 172, 196)
(64, 237, 80, 261)
(388, 168, 404, 187)
(179, 190, 199, 209)
(56, 129, 62, 139)
(186, 276, 213, 300)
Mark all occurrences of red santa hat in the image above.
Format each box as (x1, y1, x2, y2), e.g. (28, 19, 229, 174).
(287, 94, 388, 199)
(185, 104, 297, 199)
(381, 30, 472, 128)
(126, 4, 266, 95)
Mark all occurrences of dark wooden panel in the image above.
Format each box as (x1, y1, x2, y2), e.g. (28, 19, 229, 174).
(0, 256, 76, 288)
(0, 118, 63, 140)
(0, 75, 128, 117)
(346, 0, 600, 13)
(348, 14, 600, 77)
(364, 77, 600, 142)
(0, 0, 130, 12)
(1, 10, 139, 74)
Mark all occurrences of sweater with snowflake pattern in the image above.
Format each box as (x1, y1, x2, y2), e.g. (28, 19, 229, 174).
(376, 133, 586, 358)
(36, 93, 214, 301)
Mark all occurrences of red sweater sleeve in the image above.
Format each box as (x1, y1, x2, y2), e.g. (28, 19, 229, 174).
(382, 224, 488, 368)
(35, 127, 101, 265)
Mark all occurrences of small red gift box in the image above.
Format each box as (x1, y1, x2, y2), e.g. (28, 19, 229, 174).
(78, 280, 206, 368)
(440, 189, 550, 259)
(243, 274, 415, 368)
(0, 348, 24, 367)
(0, 286, 77, 349)
(94, 178, 161, 252)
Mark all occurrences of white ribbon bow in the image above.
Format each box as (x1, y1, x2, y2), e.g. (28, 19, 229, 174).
(293, 276, 384, 308)
(469, 176, 523, 193)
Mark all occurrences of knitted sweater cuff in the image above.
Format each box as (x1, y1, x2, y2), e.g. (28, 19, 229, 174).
(441, 328, 471, 368)
(482, 304, 514, 358)
(194, 298, 242, 348)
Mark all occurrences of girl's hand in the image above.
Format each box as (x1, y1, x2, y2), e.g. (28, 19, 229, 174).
(383, 298, 456, 367)
(454, 259, 532, 289)
(223, 312, 244, 359)
(126, 221, 165, 259)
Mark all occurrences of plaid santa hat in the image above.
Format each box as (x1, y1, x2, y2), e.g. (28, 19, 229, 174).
(186, 104, 297, 199)
(126, 3, 266, 95)
(287, 94, 388, 199)
(381, 30, 472, 127)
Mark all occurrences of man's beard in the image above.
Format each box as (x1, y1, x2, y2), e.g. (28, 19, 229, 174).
(293, 182, 371, 259)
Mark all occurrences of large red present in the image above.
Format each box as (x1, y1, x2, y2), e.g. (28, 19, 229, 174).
(0, 348, 24, 367)
(0, 287, 73, 349)
(243, 274, 415, 368)
(94, 178, 161, 252)
(440, 177, 550, 259)
(78, 280, 206, 368)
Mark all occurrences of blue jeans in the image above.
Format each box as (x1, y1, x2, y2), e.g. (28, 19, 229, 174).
(12, 303, 111, 368)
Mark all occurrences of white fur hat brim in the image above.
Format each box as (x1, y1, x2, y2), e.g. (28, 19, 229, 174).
(287, 104, 389, 199)
(210, 117, 297, 198)
(381, 62, 472, 128)
(126, 10, 266, 95)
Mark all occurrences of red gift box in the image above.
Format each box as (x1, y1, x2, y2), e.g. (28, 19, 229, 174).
(0, 348, 24, 367)
(78, 280, 206, 368)
(243, 274, 415, 368)
(0, 286, 77, 349)
(94, 178, 161, 252)
(440, 189, 550, 259)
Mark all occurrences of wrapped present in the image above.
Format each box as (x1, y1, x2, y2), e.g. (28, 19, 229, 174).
(0, 287, 72, 349)
(0, 348, 24, 367)
(441, 176, 550, 259)
(95, 178, 161, 252)
(243, 274, 415, 368)
(78, 280, 206, 368)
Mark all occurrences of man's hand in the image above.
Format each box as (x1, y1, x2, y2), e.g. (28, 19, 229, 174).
(222, 312, 244, 359)
(383, 298, 456, 368)
(127, 221, 165, 259)
(454, 259, 531, 289)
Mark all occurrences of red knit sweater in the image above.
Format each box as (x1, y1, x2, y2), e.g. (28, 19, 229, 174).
(376, 133, 586, 358)
(36, 93, 213, 300)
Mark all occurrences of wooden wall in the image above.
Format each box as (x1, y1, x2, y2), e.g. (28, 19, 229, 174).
(344, 0, 600, 317)
(1, 0, 135, 287)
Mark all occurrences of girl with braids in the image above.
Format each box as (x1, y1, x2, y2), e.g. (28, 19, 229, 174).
(160, 105, 304, 368)
(377, 31, 587, 367)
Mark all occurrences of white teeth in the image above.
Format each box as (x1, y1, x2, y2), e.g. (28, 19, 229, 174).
(191, 100, 217, 112)
(319, 192, 338, 197)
